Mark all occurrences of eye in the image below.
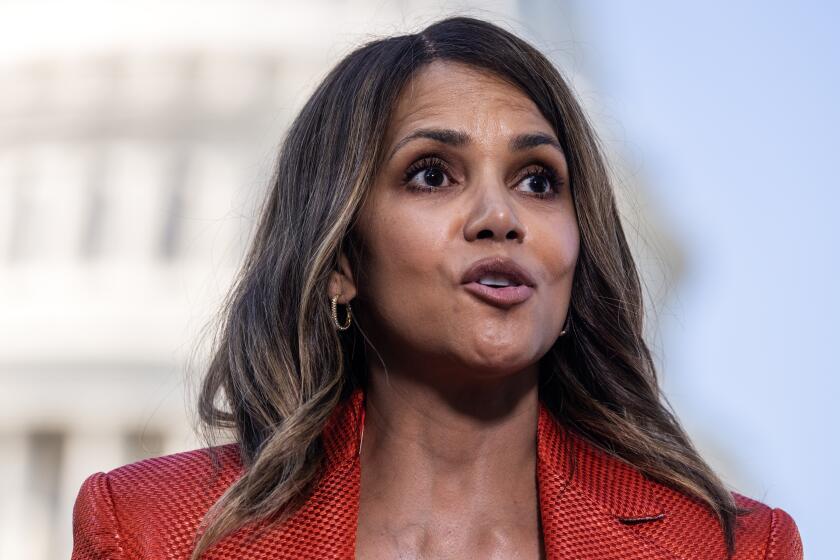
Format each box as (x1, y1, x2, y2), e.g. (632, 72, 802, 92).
(402, 156, 453, 192)
(516, 164, 564, 199)
(400, 157, 564, 198)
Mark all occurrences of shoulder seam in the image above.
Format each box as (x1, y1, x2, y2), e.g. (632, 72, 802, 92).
(100, 472, 127, 559)
(765, 507, 803, 560)
(762, 507, 774, 560)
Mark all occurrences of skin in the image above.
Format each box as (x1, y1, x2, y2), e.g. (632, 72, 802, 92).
(328, 60, 580, 559)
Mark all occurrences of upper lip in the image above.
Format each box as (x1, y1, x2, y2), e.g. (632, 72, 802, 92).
(461, 256, 536, 287)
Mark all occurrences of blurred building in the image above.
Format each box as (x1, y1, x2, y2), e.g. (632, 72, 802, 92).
(0, 1, 680, 558)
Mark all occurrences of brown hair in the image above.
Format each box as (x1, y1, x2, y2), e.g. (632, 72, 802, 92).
(193, 15, 746, 558)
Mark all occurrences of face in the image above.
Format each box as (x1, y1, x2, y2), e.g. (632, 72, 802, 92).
(333, 60, 579, 381)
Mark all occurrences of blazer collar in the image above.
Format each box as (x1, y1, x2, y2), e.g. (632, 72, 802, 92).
(318, 387, 678, 559)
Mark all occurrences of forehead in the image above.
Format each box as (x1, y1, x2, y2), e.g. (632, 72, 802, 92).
(387, 60, 553, 139)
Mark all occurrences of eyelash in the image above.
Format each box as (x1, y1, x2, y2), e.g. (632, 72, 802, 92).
(401, 155, 564, 199)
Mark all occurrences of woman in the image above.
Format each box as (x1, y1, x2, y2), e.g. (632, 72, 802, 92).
(72, 16, 803, 559)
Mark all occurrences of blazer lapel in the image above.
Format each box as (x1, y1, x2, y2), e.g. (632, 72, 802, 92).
(536, 403, 678, 559)
(206, 390, 364, 559)
(294, 387, 366, 558)
(246, 389, 681, 559)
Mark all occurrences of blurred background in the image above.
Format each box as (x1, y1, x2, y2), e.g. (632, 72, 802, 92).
(0, 1, 835, 558)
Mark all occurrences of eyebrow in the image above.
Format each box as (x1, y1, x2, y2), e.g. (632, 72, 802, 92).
(386, 127, 564, 161)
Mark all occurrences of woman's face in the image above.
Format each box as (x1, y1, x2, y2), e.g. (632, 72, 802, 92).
(338, 60, 579, 382)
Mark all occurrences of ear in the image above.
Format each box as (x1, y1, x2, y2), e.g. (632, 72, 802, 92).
(328, 250, 357, 304)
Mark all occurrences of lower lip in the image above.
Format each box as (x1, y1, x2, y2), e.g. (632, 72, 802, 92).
(462, 282, 534, 307)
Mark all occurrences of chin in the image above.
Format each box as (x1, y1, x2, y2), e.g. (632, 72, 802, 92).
(462, 344, 540, 377)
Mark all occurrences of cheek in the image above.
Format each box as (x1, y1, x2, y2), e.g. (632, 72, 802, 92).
(540, 218, 579, 283)
(532, 214, 579, 330)
(356, 202, 456, 342)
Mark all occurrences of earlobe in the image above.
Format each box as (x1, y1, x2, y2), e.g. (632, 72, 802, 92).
(328, 251, 357, 303)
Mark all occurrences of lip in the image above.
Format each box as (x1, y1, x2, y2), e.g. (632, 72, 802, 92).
(462, 282, 534, 307)
(461, 256, 537, 287)
(460, 256, 536, 308)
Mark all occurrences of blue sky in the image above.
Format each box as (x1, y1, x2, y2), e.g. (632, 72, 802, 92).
(544, 1, 839, 555)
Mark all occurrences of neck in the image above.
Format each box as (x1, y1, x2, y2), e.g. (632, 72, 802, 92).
(359, 359, 541, 496)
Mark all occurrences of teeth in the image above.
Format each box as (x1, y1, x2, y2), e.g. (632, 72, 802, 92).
(478, 275, 514, 287)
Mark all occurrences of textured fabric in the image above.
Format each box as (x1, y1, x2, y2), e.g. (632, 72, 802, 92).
(72, 388, 803, 559)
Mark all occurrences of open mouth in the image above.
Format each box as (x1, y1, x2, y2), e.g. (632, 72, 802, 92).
(475, 275, 521, 288)
(463, 277, 533, 307)
(460, 256, 536, 307)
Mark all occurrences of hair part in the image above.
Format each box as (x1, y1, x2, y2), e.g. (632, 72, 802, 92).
(192, 16, 746, 558)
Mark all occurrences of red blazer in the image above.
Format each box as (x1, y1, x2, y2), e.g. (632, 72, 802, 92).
(72, 388, 803, 559)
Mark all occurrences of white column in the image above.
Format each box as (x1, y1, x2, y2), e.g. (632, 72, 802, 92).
(0, 434, 28, 560)
(179, 144, 244, 266)
(99, 142, 172, 263)
(18, 143, 92, 263)
(0, 151, 19, 260)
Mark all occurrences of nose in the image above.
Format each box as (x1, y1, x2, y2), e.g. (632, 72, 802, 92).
(463, 177, 526, 243)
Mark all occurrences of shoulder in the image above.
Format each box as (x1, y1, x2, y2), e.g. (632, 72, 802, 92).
(560, 427, 803, 558)
(90, 443, 243, 506)
(638, 476, 803, 559)
(730, 492, 804, 559)
(72, 444, 243, 559)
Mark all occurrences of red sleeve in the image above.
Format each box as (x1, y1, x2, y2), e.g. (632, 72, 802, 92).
(766, 507, 804, 560)
(72, 472, 125, 560)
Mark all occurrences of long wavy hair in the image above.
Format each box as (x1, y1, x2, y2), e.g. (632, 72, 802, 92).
(193, 15, 746, 559)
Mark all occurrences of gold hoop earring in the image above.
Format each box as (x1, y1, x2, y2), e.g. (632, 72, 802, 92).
(559, 314, 571, 337)
(331, 294, 352, 331)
